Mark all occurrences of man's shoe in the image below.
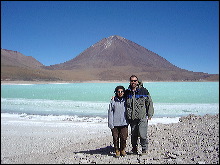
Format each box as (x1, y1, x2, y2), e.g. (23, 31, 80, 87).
(121, 150, 126, 156)
(131, 147, 138, 154)
(115, 150, 120, 158)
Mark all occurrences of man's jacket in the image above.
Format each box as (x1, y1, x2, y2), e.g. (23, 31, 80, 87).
(125, 85, 154, 120)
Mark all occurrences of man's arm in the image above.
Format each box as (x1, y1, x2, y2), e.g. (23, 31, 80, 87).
(146, 93, 154, 119)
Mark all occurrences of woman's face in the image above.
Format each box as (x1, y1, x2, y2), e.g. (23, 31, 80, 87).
(117, 89, 124, 97)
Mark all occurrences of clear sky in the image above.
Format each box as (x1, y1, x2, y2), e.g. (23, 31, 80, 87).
(1, 1, 219, 74)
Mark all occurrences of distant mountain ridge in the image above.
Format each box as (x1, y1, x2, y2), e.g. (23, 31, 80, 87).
(1, 35, 219, 81)
(1, 49, 43, 68)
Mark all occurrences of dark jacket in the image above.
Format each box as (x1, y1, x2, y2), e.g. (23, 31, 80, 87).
(125, 85, 154, 120)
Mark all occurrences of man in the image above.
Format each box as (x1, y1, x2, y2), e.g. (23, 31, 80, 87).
(125, 75, 154, 155)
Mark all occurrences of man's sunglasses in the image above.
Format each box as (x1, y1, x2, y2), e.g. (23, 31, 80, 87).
(130, 80, 138, 82)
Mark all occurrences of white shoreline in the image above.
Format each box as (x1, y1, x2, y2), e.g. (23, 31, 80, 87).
(1, 113, 180, 125)
(1, 113, 110, 158)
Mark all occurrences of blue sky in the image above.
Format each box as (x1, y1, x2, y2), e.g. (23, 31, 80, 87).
(1, 1, 219, 74)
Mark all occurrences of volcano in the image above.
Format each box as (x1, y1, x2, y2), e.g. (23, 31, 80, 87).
(45, 35, 215, 81)
(2, 36, 218, 81)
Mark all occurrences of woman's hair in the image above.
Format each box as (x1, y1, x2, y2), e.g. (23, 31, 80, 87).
(114, 85, 125, 96)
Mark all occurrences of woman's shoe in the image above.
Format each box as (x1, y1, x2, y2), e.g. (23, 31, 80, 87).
(121, 150, 126, 156)
(115, 150, 120, 158)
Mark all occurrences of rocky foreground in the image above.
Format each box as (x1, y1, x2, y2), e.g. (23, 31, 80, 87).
(1, 114, 219, 164)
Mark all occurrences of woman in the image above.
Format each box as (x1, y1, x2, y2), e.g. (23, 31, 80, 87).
(108, 85, 129, 158)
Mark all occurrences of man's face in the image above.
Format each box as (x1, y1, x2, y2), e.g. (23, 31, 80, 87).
(130, 77, 138, 89)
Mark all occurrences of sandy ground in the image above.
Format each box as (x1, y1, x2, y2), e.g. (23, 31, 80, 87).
(1, 113, 219, 164)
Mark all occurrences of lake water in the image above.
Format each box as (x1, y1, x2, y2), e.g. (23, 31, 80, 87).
(1, 82, 219, 124)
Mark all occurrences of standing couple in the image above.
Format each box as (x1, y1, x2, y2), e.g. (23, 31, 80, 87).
(108, 75, 154, 158)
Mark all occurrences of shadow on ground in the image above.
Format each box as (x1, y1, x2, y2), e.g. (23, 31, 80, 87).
(73, 145, 115, 156)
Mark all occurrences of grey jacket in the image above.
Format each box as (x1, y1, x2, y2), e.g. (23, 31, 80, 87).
(108, 97, 129, 129)
(125, 86, 154, 120)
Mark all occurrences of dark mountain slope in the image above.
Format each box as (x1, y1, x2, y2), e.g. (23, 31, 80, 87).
(44, 35, 217, 81)
(46, 35, 181, 71)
